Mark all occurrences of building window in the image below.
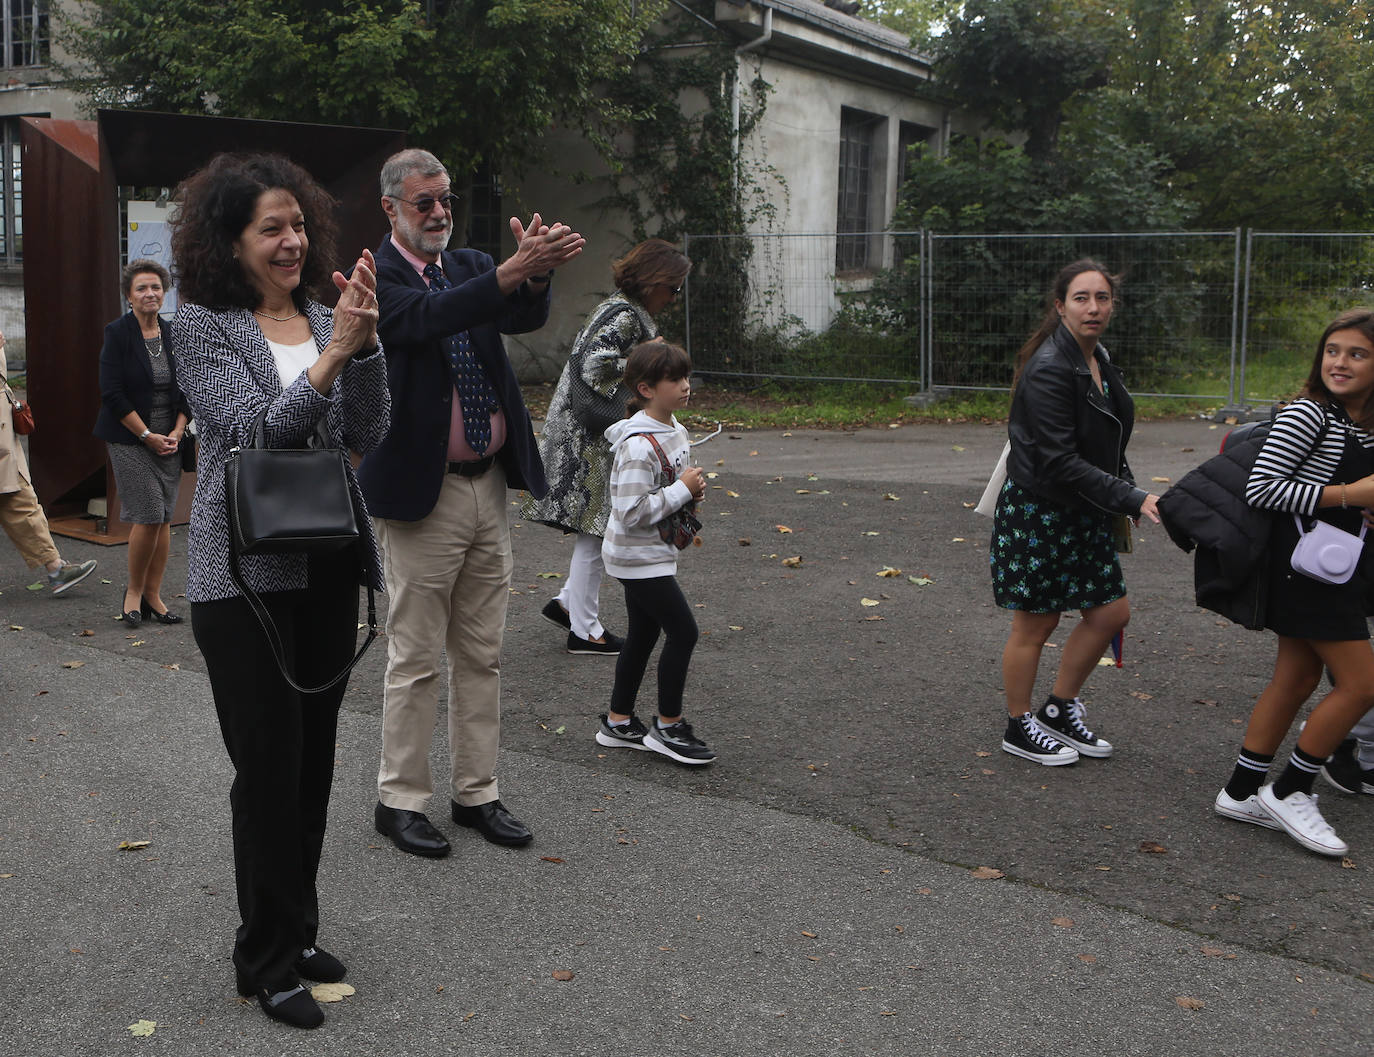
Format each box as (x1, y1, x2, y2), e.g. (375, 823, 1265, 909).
(465, 164, 503, 260)
(3, 1, 48, 69)
(0, 119, 22, 263)
(837, 108, 882, 273)
(897, 120, 936, 188)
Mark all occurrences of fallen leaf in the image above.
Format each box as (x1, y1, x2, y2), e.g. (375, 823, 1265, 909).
(951, 444, 965, 452)
(877, 566, 902, 577)
(908, 575, 934, 585)
(8, 625, 22, 631)
(552, 969, 575, 982)
(883, 493, 900, 501)
(1052, 916, 1074, 928)
(312, 982, 355, 1002)
(795, 488, 811, 494)
(130, 640, 145, 647)
(951, 537, 966, 543)
(552, 725, 566, 735)
(775, 524, 793, 534)
(540, 856, 564, 863)
(118, 840, 151, 851)
(801, 930, 818, 938)
(1222, 893, 1241, 901)
(536, 571, 563, 579)
(1077, 953, 1097, 963)
(1200, 946, 1235, 959)
(706, 472, 719, 479)
(127, 1020, 156, 1037)
(1096, 657, 1115, 666)
(862, 531, 880, 536)
(970, 866, 1004, 880)
(860, 598, 881, 607)
(781, 556, 802, 567)
(917, 886, 932, 895)
(962, 501, 976, 508)
(781, 431, 792, 437)
(79, 629, 95, 636)
(726, 490, 740, 498)
(1139, 841, 1167, 854)
(161, 663, 180, 671)
(749, 450, 758, 456)
(729, 625, 744, 630)
(61, 661, 85, 669)
(1341, 857, 1357, 869)
(1151, 476, 1171, 483)
(26, 581, 44, 592)
(738, 537, 751, 546)
(1175, 996, 1204, 1011)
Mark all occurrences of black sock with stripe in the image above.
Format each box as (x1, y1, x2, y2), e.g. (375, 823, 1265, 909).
(1224, 748, 1274, 801)
(1272, 746, 1327, 800)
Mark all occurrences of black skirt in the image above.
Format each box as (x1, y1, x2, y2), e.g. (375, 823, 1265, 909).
(1264, 509, 1372, 641)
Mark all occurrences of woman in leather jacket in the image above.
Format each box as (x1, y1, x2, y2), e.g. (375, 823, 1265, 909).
(991, 260, 1160, 766)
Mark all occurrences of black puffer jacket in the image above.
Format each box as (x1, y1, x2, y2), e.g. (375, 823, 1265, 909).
(1006, 324, 1146, 515)
(1157, 432, 1275, 630)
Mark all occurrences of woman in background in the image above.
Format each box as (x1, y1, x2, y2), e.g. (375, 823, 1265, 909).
(522, 238, 691, 655)
(93, 259, 191, 626)
(991, 259, 1160, 766)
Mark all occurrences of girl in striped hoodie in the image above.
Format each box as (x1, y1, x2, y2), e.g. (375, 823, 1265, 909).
(596, 341, 714, 764)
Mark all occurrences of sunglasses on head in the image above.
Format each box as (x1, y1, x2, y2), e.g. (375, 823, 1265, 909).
(391, 192, 460, 214)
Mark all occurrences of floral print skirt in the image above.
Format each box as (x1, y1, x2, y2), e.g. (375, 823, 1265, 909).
(990, 480, 1125, 613)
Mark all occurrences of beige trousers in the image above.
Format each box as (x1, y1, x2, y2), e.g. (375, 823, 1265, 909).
(375, 465, 513, 811)
(0, 475, 60, 569)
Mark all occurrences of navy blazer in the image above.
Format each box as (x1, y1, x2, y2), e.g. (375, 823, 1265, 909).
(93, 311, 192, 444)
(358, 234, 551, 522)
(172, 300, 390, 603)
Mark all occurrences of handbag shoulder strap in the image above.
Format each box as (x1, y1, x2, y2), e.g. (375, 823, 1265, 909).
(632, 432, 675, 483)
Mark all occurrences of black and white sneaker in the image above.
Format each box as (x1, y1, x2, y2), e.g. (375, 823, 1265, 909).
(1321, 739, 1374, 795)
(595, 713, 651, 750)
(541, 599, 571, 630)
(645, 719, 716, 765)
(1002, 712, 1079, 766)
(1034, 696, 1113, 758)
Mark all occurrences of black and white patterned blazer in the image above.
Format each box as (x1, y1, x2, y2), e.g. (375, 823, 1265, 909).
(172, 300, 390, 603)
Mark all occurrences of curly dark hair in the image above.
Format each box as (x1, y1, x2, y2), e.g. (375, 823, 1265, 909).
(121, 258, 171, 298)
(612, 239, 691, 304)
(169, 152, 339, 310)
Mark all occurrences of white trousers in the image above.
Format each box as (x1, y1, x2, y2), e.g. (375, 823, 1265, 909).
(556, 532, 606, 640)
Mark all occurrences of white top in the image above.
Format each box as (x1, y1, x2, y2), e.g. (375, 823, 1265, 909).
(265, 336, 319, 390)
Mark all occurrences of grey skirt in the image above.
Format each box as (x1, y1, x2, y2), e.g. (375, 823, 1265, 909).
(107, 408, 181, 523)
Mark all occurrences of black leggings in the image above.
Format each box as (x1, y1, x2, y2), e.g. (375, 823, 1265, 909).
(610, 574, 698, 720)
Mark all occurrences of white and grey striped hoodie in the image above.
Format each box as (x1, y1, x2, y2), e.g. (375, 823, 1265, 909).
(601, 411, 695, 579)
(1246, 398, 1374, 515)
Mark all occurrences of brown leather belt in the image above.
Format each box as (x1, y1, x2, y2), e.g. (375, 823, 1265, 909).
(447, 456, 494, 477)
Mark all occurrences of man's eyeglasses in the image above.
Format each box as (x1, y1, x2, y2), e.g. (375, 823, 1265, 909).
(389, 192, 460, 214)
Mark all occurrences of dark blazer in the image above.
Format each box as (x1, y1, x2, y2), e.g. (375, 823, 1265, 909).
(93, 311, 192, 444)
(172, 300, 390, 603)
(357, 234, 551, 522)
(1005, 324, 1146, 516)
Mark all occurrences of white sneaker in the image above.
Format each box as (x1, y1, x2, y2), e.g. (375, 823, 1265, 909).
(1213, 789, 1279, 830)
(1256, 785, 1348, 856)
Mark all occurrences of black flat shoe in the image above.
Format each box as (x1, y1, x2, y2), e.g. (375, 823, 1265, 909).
(374, 802, 450, 858)
(236, 968, 324, 1029)
(451, 798, 533, 846)
(296, 946, 346, 983)
(141, 597, 183, 624)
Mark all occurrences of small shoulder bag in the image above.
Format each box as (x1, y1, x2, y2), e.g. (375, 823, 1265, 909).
(225, 406, 377, 693)
(634, 432, 701, 550)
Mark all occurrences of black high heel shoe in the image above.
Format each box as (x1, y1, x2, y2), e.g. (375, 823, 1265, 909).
(141, 597, 183, 624)
(121, 589, 143, 628)
(235, 968, 324, 1029)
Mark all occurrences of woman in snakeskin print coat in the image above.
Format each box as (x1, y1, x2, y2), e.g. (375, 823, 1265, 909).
(522, 239, 690, 655)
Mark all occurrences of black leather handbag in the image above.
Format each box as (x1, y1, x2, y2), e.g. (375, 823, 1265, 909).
(225, 407, 375, 693)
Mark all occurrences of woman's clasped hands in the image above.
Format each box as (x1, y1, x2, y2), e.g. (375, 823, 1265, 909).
(328, 248, 380, 359)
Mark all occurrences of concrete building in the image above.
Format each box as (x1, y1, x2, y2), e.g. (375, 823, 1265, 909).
(508, 0, 985, 379)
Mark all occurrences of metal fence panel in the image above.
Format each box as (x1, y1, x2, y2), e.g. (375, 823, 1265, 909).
(1240, 232, 1374, 405)
(680, 228, 1374, 407)
(683, 232, 922, 383)
(927, 232, 1241, 398)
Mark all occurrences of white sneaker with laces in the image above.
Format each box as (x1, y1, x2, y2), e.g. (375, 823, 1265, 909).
(1257, 785, 1348, 856)
(1213, 788, 1279, 830)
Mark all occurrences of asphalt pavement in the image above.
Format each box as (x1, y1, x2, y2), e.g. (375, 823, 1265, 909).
(1, 418, 1371, 1056)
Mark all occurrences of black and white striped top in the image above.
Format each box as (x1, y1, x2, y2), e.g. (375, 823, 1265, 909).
(1246, 398, 1374, 515)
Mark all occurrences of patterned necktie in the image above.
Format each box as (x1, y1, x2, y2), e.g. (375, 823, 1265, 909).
(423, 262, 497, 454)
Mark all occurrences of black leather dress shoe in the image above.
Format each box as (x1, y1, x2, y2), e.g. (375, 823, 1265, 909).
(374, 802, 450, 858)
(142, 597, 183, 624)
(296, 945, 346, 983)
(450, 798, 533, 846)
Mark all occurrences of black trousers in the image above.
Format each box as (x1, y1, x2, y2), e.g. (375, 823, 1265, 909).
(611, 574, 698, 720)
(191, 551, 359, 991)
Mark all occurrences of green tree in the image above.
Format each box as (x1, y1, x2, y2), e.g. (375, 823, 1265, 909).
(57, 0, 664, 183)
(858, 1, 960, 46)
